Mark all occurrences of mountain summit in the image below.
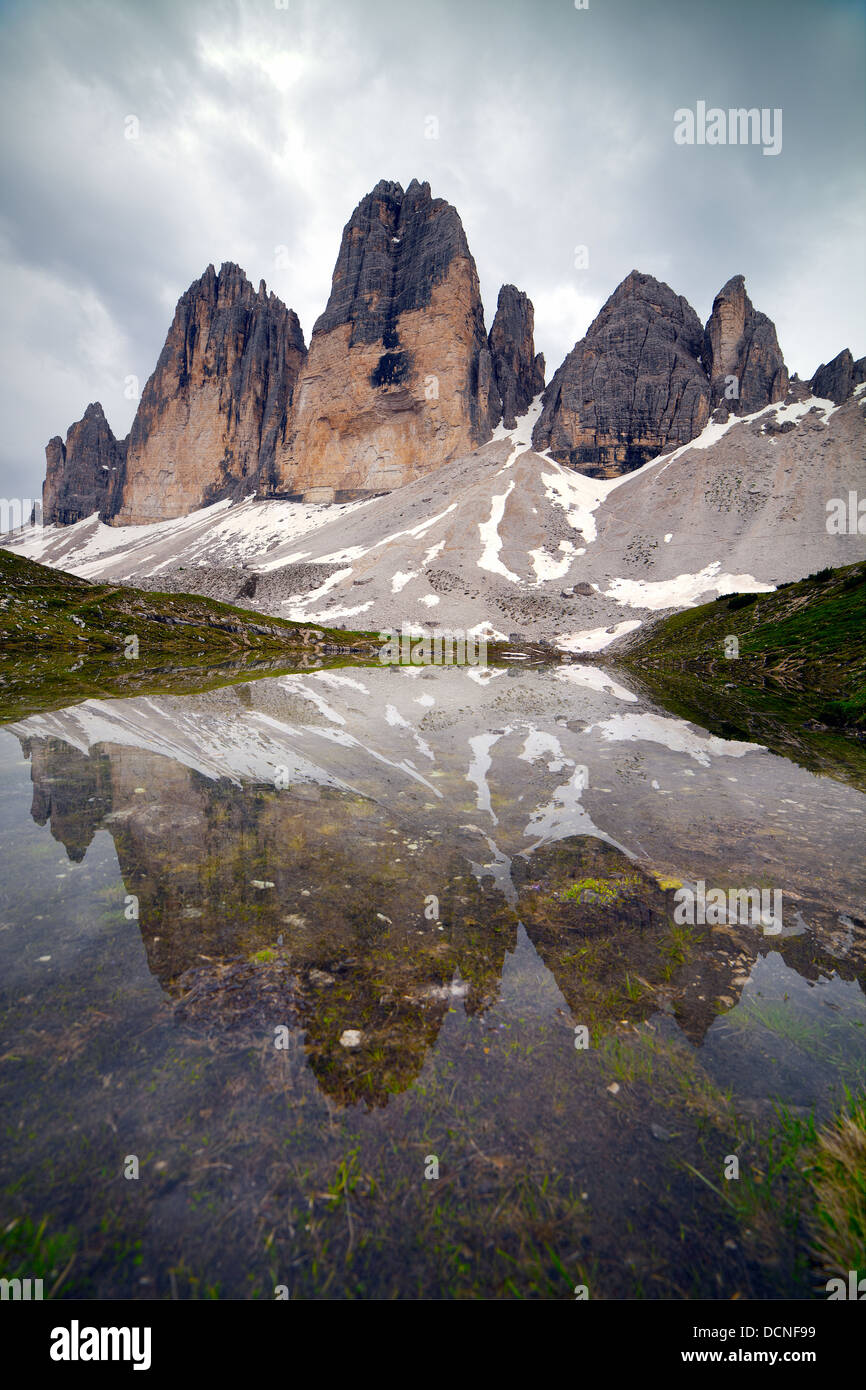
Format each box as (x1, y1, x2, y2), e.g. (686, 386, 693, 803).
(37, 180, 859, 529)
(273, 178, 501, 499)
(42, 180, 550, 522)
(532, 269, 789, 477)
(115, 263, 307, 525)
(532, 270, 711, 475)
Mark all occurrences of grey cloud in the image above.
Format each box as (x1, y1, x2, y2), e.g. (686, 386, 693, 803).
(1, 0, 863, 502)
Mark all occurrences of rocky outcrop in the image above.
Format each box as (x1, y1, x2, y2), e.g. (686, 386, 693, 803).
(115, 264, 306, 525)
(43, 403, 127, 525)
(702, 274, 788, 413)
(532, 271, 710, 476)
(532, 270, 792, 476)
(488, 285, 545, 428)
(810, 348, 866, 406)
(274, 179, 500, 499)
(41, 181, 812, 521)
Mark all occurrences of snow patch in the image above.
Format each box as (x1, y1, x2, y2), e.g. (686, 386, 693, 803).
(478, 482, 520, 582)
(600, 563, 774, 611)
(557, 621, 641, 652)
(556, 664, 638, 702)
(583, 711, 764, 764)
(391, 570, 417, 594)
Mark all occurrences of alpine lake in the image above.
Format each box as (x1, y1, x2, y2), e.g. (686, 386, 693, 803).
(0, 649, 863, 1301)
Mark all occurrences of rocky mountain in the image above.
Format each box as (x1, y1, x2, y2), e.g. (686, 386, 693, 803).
(15, 383, 866, 648)
(26, 178, 864, 549)
(532, 270, 790, 477)
(531, 270, 711, 476)
(702, 274, 788, 414)
(41, 182, 552, 519)
(273, 178, 501, 500)
(810, 347, 866, 406)
(114, 263, 306, 525)
(488, 284, 545, 429)
(43, 402, 126, 525)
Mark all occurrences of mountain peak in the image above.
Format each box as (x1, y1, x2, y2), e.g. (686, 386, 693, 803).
(703, 275, 788, 412)
(533, 271, 708, 474)
(810, 347, 866, 405)
(111, 262, 307, 524)
(43, 402, 126, 526)
(489, 285, 545, 429)
(277, 178, 499, 498)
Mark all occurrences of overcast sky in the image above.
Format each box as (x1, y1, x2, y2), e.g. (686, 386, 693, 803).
(1, 0, 864, 501)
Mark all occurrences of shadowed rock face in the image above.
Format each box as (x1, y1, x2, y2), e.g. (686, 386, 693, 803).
(275, 179, 501, 498)
(43, 403, 127, 525)
(114, 263, 307, 524)
(488, 285, 545, 428)
(702, 274, 788, 414)
(532, 271, 710, 477)
(810, 348, 866, 406)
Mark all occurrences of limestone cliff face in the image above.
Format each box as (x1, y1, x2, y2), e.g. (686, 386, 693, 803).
(275, 179, 500, 499)
(488, 285, 545, 428)
(702, 275, 788, 413)
(810, 348, 866, 405)
(41, 182, 806, 520)
(115, 264, 306, 524)
(43, 403, 127, 525)
(532, 271, 710, 477)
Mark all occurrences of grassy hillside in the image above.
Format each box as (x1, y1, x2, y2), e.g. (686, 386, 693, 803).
(619, 562, 866, 786)
(0, 548, 379, 722)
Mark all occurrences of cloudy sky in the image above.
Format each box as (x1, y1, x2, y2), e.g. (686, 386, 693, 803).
(1, 0, 864, 501)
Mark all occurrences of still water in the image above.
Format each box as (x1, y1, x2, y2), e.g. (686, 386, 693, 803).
(0, 662, 863, 1298)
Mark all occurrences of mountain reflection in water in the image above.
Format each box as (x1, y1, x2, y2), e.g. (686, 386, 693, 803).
(0, 663, 863, 1299)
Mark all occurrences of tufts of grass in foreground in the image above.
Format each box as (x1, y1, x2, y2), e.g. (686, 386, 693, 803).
(807, 1091, 866, 1282)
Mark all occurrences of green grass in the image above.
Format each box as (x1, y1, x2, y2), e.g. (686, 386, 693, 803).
(807, 1091, 866, 1282)
(0, 546, 384, 721)
(0, 1216, 77, 1296)
(624, 562, 866, 684)
(0, 547, 517, 722)
(0, 546, 379, 655)
(618, 561, 866, 787)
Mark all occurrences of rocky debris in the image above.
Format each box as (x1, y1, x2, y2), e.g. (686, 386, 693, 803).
(810, 347, 866, 406)
(275, 179, 500, 498)
(115, 263, 306, 524)
(488, 284, 545, 428)
(17, 392, 865, 646)
(532, 270, 711, 477)
(174, 953, 301, 1034)
(130, 560, 352, 612)
(702, 274, 788, 413)
(43, 403, 127, 525)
